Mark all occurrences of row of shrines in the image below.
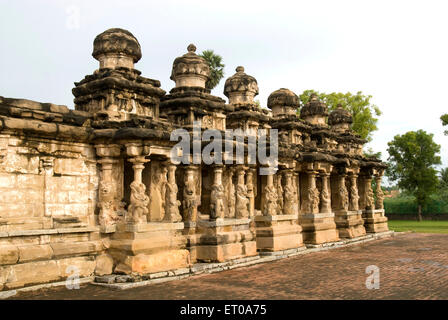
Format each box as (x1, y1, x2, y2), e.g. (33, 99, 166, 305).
(0, 28, 388, 288)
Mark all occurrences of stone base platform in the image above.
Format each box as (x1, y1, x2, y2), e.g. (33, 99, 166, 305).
(255, 214, 304, 252)
(363, 209, 389, 233)
(0, 231, 395, 296)
(195, 218, 257, 263)
(109, 222, 190, 275)
(335, 210, 366, 239)
(89, 230, 395, 291)
(299, 212, 339, 245)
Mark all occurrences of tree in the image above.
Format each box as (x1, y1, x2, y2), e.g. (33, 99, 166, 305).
(364, 147, 382, 160)
(299, 90, 382, 142)
(200, 50, 225, 90)
(386, 130, 441, 221)
(440, 168, 448, 189)
(440, 114, 448, 135)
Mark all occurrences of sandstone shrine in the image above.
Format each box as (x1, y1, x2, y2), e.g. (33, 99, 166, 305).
(0, 28, 388, 291)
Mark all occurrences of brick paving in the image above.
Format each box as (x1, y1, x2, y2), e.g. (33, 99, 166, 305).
(8, 232, 448, 300)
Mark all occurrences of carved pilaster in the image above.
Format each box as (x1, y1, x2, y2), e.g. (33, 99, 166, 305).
(98, 157, 120, 228)
(293, 171, 300, 213)
(375, 173, 384, 210)
(40, 157, 54, 218)
(235, 166, 249, 219)
(301, 171, 319, 214)
(246, 168, 255, 217)
(363, 175, 375, 211)
(183, 166, 199, 223)
(349, 173, 360, 211)
(320, 173, 332, 213)
(276, 172, 284, 215)
(283, 170, 297, 215)
(338, 174, 349, 211)
(126, 156, 150, 224)
(164, 163, 182, 222)
(227, 168, 236, 218)
(263, 171, 278, 216)
(210, 166, 225, 220)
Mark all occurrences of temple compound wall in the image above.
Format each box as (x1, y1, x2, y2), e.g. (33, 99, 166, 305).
(0, 28, 388, 290)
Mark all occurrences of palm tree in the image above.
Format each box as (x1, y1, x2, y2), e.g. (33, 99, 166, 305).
(200, 50, 225, 90)
(440, 168, 448, 189)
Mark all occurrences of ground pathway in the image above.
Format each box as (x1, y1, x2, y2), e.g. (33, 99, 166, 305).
(9, 233, 448, 299)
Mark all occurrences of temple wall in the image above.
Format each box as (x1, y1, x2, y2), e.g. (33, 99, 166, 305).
(0, 132, 105, 291)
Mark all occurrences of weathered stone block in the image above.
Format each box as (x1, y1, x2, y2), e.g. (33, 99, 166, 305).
(0, 245, 19, 265)
(54, 158, 88, 176)
(18, 245, 53, 263)
(0, 174, 15, 188)
(58, 256, 96, 278)
(5, 260, 60, 289)
(50, 241, 102, 258)
(196, 241, 257, 263)
(16, 175, 43, 189)
(95, 253, 114, 275)
(114, 249, 190, 275)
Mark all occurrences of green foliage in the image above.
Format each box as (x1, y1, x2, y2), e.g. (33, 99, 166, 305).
(298, 90, 382, 142)
(441, 114, 448, 135)
(388, 220, 448, 234)
(200, 50, 225, 90)
(364, 147, 382, 160)
(436, 167, 448, 201)
(386, 130, 441, 212)
(439, 167, 448, 189)
(384, 195, 448, 214)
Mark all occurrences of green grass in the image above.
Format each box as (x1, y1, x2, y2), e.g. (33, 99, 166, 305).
(388, 220, 448, 234)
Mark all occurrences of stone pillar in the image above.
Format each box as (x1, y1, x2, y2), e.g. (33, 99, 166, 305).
(293, 171, 300, 213)
(364, 175, 375, 211)
(196, 164, 256, 262)
(235, 166, 249, 219)
(255, 166, 304, 253)
(337, 173, 349, 211)
(320, 173, 332, 213)
(126, 156, 150, 224)
(375, 173, 384, 210)
(183, 165, 199, 224)
(334, 169, 366, 239)
(301, 171, 319, 214)
(210, 165, 225, 220)
(97, 157, 120, 231)
(348, 173, 360, 211)
(361, 169, 388, 233)
(276, 172, 284, 215)
(283, 170, 297, 215)
(227, 168, 236, 218)
(41, 156, 54, 218)
(263, 171, 278, 216)
(163, 163, 182, 222)
(246, 168, 255, 218)
(110, 153, 189, 275)
(299, 167, 338, 245)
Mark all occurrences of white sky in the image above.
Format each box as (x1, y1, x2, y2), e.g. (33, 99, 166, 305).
(1, 0, 448, 172)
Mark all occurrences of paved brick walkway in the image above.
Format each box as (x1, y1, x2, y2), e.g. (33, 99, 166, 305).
(8, 233, 448, 299)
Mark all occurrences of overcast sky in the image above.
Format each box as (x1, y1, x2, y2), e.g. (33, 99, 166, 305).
(1, 0, 448, 172)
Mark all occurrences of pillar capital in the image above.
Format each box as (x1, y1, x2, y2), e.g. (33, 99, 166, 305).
(95, 144, 121, 158)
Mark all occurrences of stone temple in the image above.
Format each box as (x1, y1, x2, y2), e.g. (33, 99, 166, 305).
(0, 28, 388, 290)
